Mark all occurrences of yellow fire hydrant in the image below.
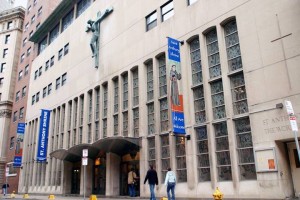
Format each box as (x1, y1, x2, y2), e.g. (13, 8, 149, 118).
(213, 187, 223, 200)
(10, 191, 16, 198)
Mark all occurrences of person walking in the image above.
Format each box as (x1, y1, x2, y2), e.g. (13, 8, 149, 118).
(144, 165, 158, 200)
(2, 183, 9, 196)
(164, 168, 176, 200)
(128, 168, 137, 197)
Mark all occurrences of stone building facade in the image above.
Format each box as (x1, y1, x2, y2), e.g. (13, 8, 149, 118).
(19, 0, 300, 199)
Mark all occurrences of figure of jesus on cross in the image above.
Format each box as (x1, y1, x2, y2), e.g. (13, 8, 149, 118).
(86, 6, 113, 68)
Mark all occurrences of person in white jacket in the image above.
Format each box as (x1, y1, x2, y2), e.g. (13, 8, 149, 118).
(164, 167, 176, 200)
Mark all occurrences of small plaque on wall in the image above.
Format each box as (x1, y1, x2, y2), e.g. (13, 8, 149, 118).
(254, 147, 278, 172)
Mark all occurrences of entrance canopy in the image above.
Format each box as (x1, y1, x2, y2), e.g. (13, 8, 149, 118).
(50, 136, 140, 162)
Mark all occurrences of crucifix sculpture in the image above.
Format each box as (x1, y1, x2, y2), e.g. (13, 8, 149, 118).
(86, 6, 113, 68)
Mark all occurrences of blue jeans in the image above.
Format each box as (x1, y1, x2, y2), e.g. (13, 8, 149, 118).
(128, 183, 135, 197)
(2, 188, 7, 196)
(149, 184, 156, 200)
(167, 182, 175, 200)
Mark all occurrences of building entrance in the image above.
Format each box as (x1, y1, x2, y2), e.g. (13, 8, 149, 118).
(71, 168, 80, 194)
(93, 157, 106, 194)
(120, 157, 140, 196)
(288, 142, 300, 197)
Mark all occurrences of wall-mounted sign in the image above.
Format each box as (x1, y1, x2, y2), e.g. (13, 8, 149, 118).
(254, 147, 278, 172)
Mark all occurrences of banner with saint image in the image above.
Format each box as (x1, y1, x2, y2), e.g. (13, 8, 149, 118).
(13, 123, 25, 167)
(168, 37, 185, 134)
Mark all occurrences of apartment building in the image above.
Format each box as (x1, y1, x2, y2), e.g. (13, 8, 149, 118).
(19, 0, 300, 199)
(0, 5, 24, 189)
(4, 0, 61, 193)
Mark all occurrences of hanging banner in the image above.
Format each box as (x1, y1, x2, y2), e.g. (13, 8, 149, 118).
(13, 123, 25, 167)
(168, 37, 185, 134)
(36, 109, 51, 162)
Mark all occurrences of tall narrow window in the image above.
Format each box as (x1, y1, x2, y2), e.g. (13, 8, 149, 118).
(114, 78, 119, 113)
(158, 55, 167, 97)
(18, 71, 23, 81)
(0, 63, 6, 73)
(113, 115, 118, 136)
(211, 80, 226, 119)
(148, 137, 156, 167)
(190, 38, 206, 124)
(95, 87, 100, 120)
(95, 122, 99, 141)
(74, 98, 78, 127)
(206, 28, 221, 79)
(88, 91, 92, 123)
(22, 86, 26, 97)
(5, 35, 10, 44)
(3, 49, 8, 58)
(147, 103, 155, 135)
(224, 20, 242, 72)
(161, 135, 170, 182)
(214, 121, 232, 181)
(122, 73, 128, 110)
(133, 108, 139, 137)
(68, 101, 72, 130)
(62, 73, 67, 86)
(132, 69, 139, 106)
(79, 95, 84, 125)
(235, 118, 256, 180)
(88, 125, 92, 143)
(56, 77, 61, 90)
(160, 98, 169, 132)
(176, 136, 187, 182)
(123, 112, 128, 137)
(16, 91, 20, 102)
(102, 84, 108, 137)
(195, 126, 210, 181)
(48, 83, 52, 95)
(231, 73, 248, 115)
(146, 61, 154, 101)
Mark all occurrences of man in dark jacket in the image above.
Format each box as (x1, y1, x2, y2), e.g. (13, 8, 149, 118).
(144, 165, 158, 200)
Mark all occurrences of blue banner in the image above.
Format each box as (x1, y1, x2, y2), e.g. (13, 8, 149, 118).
(13, 123, 25, 167)
(36, 109, 51, 162)
(168, 37, 185, 134)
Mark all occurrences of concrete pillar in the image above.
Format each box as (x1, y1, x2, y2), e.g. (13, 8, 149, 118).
(106, 153, 120, 196)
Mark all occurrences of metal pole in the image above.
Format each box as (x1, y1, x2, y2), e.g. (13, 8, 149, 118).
(84, 165, 86, 200)
(293, 131, 300, 163)
(5, 169, 8, 195)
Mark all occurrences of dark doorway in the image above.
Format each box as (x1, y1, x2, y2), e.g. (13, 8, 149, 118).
(71, 168, 80, 194)
(93, 157, 106, 195)
(120, 160, 140, 196)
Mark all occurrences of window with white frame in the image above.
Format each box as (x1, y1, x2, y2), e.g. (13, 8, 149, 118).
(62, 73, 67, 86)
(56, 77, 61, 89)
(31, 15, 35, 24)
(114, 78, 119, 113)
(6, 162, 17, 176)
(147, 103, 155, 135)
(27, 47, 31, 56)
(25, 65, 29, 75)
(19, 107, 24, 119)
(38, 6, 42, 16)
(58, 49, 63, 60)
(133, 108, 139, 137)
(45, 60, 49, 71)
(88, 91, 92, 123)
(36, 92, 40, 102)
(43, 87, 47, 98)
(10, 137, 15, 149)
(22, 86, 26, 97)
(16, 91, 20, 102)
(64, 43, 69, 55)
(5, 34, 10, 44)
(95, 87, 100, 120)
(50, 56, 55, 66)
(20, 53, 25, 62)
(31, 95, 35, 105)
(146, 60, 154, 101)
(158, 55, 167, 97)
(79, 95, 84, 126)
(3, 48, 8, 58)
(161, 1, 174, 22)
(7, 21, 13, 29)
(13, 111, 18, 121)
(102, 84, 108, 137)
(1, 63, 6, 73)
(18, 70, 23, 81)
(23, 38, 27, 46)
(38, 67, 42, 76)
(48, 83, 52, 95)
(146, 11, 157, 31)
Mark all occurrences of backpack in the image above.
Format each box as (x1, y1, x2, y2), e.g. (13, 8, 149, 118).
(168, 172, 176, 183)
